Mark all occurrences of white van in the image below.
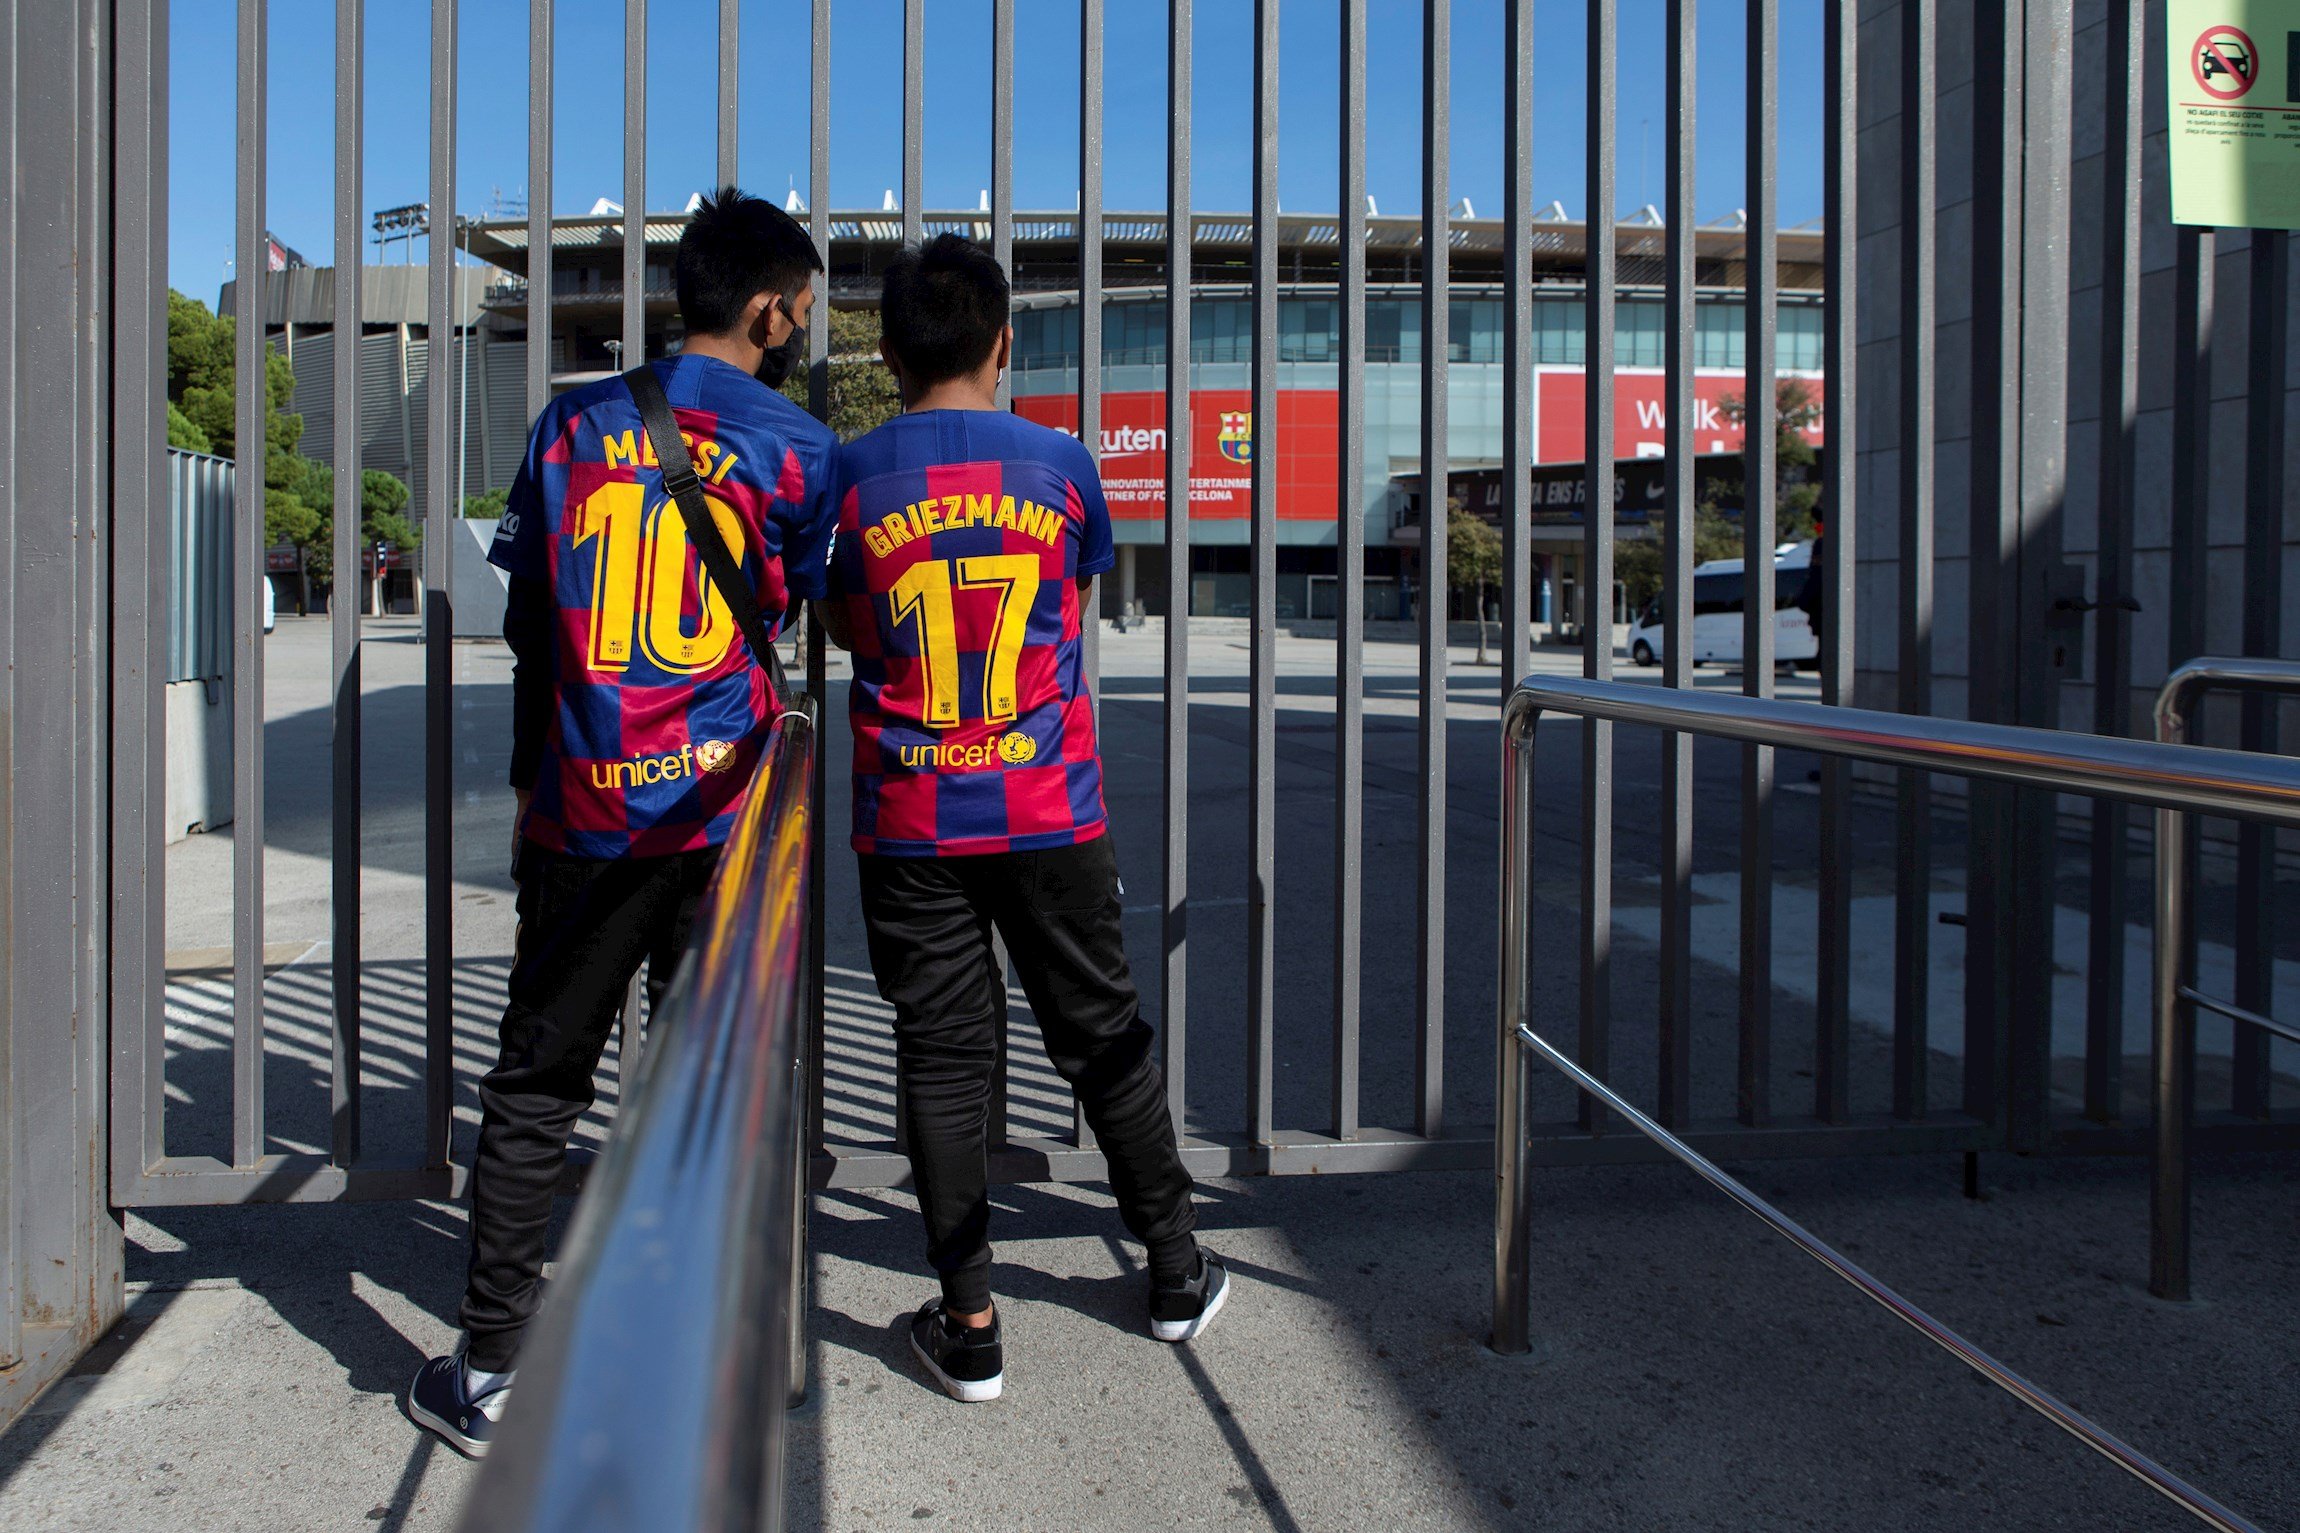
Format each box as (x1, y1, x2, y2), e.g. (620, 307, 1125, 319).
(1627, 541, 1817, 670)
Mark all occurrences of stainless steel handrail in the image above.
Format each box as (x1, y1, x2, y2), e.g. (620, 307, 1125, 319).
(1495, 671, 2300, 1531)
(460, 714, 817, 1533)
(1511, 1019, 2263, 1533)
(2150, 656, 2300, 1303)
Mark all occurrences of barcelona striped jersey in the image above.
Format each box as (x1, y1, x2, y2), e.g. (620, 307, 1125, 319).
(489, 353, 837, 858)
(829, 410, 1116, 857)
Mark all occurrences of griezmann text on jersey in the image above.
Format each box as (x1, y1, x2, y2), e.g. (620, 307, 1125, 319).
(490, 354, 836, 858)
(830, 410, 1116, 857)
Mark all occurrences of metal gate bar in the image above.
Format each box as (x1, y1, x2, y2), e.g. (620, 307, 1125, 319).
(2082, 0, 2143, 1125)
(1740, 0, 1779, 1130)
(1578, 0, 1613, 1137)
(1894, 0, 1935, 1123)
(1076, 0, 1103, 1153)
(1416, 0, 1450, 1142)
(1814, 0, 1857, 1123)
(1246, 0, 1277, 1150)
(331, 0, 364, 1168)
(232, 0, 268, 1171)
(1332, 0, 1366, 1144)
(1161, 0, 1191, 1135)
(426, 0, 458, 1171)
(1655, 0, 1694, 1128)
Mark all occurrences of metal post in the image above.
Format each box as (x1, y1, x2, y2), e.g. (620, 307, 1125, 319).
(1491, 696, 1539, 1355)
(1814, 0, 1856, 1124)
(622, 0, 645, 368)
(1162, 0, 1192, 1136)
(1578, 0, 1614, 1136)
(1416, 0, 1450, 1140)
(1332, 0, 1365, 1145)
(2233, 232, 2288, 1119)
(902, 0, 923, 250)
(1245, 0, 1278, 1149)
(1739, 0, 1778, 1128)
(717, 0, 737, 187)
(1657, 0, 1695, 1129)
(1076, 0, 1105, 1154)
(2151, 763, 2194, 1302)
(2083, 0, 2142, 1125)
(426, 0, 458, 1167)
(332, 0, 366, 1167)
(1501, 0, 1532, 701)
(1894, 0, 1935, 1123)
(527, 0, 553, 422)
(233, 0, 269, 1170)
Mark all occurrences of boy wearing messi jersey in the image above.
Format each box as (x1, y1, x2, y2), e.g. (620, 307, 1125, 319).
(407, 189, 836, 1457)
(817, 236, 1224, 1404)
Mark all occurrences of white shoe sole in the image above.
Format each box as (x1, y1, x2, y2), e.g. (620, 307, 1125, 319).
(405, 1392, 492, 1458)
(1151, 1266, 1229, 1343)
(911, 1330, 1003, 1402)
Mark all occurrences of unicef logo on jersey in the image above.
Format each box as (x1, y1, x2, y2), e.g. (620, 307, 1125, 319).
(998, 732, 1038, 765)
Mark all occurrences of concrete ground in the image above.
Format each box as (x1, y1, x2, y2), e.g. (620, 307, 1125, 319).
(0, 614, 2293, 1531)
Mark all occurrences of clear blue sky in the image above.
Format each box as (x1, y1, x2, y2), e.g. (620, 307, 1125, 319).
(168, 0, 1828, 300)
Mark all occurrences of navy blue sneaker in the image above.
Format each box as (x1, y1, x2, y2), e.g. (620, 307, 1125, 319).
(406, 1352, 513, 1457)
(1149, 1250, 1229, 1343)
(909, 1302, 1003, 1402)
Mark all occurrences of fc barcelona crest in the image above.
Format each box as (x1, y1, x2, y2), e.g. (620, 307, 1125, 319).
(1217, 410, 1253, 465)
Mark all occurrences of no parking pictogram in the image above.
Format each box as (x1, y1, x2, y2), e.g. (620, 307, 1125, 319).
(2190, 23, 2258, 99)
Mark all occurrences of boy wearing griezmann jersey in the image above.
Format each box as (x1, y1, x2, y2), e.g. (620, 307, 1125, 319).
(407, 190, 837, 1456)
(817, 235, 1225, 1403)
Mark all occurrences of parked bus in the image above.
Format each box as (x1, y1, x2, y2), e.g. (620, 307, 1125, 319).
(1627, 541, 1817, 670)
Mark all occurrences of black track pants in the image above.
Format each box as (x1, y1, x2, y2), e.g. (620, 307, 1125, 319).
(460, 844, 721, 1371)
(856, 834, 1198, 1313)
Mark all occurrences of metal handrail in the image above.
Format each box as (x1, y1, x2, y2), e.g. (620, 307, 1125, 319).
(1513, 1021, 2262, 1533)
(459, 714, 817, 1533)
(1494, 672, 2300, 1531)
(2149, 656, 2300, 1303)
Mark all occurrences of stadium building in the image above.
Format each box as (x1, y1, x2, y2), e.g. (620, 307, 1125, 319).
(285, 204, 1829, 627)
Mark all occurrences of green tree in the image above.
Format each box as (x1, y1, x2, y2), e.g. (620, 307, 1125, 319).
(166, 401, 213, 453)
(1446, 506, 1503, 665)
(1704, 377, 1826, 542)
(778, 306, 904, 440)
(463, 486, 510, 519)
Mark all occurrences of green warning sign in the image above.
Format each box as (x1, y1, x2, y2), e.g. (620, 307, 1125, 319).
(2168, 0, 2300, 228)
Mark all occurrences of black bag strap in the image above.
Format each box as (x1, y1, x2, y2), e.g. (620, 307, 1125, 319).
(622, 363, 800, 714)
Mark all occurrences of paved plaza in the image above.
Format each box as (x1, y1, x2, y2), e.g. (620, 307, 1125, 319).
(0, 616, 2293, 1530)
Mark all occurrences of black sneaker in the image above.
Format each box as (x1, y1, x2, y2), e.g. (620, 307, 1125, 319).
(406, 1352, 513, 1457)
(909, 1302, 1004, 1402)
(1149, 1250, 1229, 1343)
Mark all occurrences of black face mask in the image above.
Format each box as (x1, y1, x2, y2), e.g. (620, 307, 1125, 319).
(755, 296, 807, 387)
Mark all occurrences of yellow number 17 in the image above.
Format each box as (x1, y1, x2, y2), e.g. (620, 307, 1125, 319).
(889, 555, 1042, 726)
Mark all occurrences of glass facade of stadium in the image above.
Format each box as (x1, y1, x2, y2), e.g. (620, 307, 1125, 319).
(444, 209, 1832, 626)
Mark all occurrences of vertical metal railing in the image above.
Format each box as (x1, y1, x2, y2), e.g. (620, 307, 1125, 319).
(426, 0, 459, 1171)
(2083, 0, 2142, 1124)
(1813, 0, 1857, 1124)
(2151, 658, 2300, 1304)
(1894, 0, 1935, 1124)
(1331, 0, 1366, 1146)
(1161, 0, 1192, 1136)
(1577, 0, 1613, 1137)
(1739, 0, 1778, 1129)
(2233, 232, 2288, 1123)
(1656, 0, 1695, 1129)
(331, 0, 366, 1168)
(1074, 0, 1104, 1156)
(232, 0, 269, 1172)
(1415, 0, 1450, 1142)
(1245, 0, 1278, 1150)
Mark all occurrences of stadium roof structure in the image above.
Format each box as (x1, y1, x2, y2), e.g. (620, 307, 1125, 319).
(462, 207, 1824, 305)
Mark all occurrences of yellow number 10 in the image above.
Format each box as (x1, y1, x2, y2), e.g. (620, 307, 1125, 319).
(576, 482, 747, 675)
(890, 555, 1042, 726)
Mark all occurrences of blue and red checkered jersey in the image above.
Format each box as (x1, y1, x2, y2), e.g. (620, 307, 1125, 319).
(489, 353, 836, 858)
(830, 410, 1116, 857)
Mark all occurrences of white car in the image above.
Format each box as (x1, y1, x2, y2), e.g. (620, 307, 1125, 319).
(263, 574, 277, 634)
(1628, 541, 1816, 670)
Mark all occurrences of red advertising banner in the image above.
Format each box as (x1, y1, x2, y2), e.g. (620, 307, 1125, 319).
(1014, 388, 1337, 520)
(1014, 370, 1822, 520)
(1537, 369, 1824, 462)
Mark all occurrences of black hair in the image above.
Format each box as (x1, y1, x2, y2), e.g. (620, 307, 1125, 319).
(878, 233, 1010, 387)
(674, 186, 824, 337)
